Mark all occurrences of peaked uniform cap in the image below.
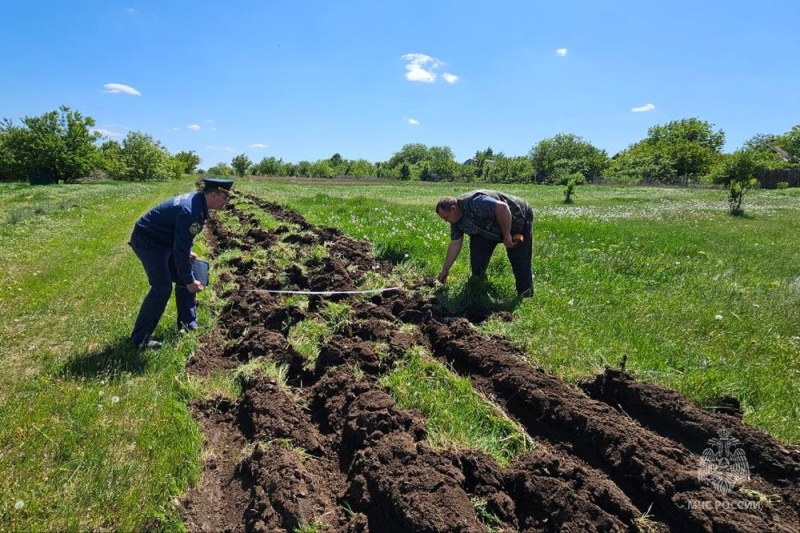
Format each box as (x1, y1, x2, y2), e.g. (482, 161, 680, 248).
(201, 178, 235, 192)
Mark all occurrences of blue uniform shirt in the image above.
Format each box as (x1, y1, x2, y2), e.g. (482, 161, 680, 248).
(133, 192, 209, 285)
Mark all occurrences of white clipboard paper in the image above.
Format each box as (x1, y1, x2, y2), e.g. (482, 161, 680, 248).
(192, 260, 210, 286)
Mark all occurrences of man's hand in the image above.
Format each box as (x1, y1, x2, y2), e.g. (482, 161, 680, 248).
(186, 280, 204, 294)
(437, 268, 449, 284)
(502, 233, 518, 248)
(190, 251, 198, 262)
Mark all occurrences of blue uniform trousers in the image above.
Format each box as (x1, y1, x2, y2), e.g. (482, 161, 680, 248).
(130, 234, 197, 345)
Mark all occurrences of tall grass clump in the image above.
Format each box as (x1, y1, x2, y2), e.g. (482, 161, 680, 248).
(380, 346, 533, 464)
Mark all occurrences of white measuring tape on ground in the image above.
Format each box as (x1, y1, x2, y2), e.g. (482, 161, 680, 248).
(243, 286, 403, 296)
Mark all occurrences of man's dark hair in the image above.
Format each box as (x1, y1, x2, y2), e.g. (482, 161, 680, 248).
(436, 196, 457, 213)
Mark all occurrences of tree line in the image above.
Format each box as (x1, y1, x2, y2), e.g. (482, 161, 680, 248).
(1, 106, 798, 195)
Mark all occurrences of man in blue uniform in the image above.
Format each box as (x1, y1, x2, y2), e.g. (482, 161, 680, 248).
(436, 189, 533, 297)
(129, 178, 234, 349)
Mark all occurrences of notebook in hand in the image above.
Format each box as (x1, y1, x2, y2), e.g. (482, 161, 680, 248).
(192, 259, 210, 286)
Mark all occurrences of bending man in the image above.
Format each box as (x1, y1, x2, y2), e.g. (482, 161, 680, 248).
(129, 178, 233, 349)
(436, 189, 533, 297)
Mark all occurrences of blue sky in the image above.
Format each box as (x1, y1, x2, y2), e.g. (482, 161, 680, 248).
(2, 1, 798, 169)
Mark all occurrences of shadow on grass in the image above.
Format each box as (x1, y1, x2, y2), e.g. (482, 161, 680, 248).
(729, 209, 756, 219)
(436, 276, 522, 323)
(59, 336, 152, 379)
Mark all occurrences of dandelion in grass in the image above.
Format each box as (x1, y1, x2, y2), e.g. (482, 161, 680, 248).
(568, 299, 574, 306)
(715, 315, 723, 320)
(15, 500, 24, 510)
(111, 396, 120, 404)
(99, 391, 104, 397)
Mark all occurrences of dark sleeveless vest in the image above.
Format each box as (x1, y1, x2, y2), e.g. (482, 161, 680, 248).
(456, 189, 530, 240)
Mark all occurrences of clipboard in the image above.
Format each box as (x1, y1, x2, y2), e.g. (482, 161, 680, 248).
(192, 259, 210, 286)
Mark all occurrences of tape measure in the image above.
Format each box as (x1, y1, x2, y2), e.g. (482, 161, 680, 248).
(243, 286, 402, 296)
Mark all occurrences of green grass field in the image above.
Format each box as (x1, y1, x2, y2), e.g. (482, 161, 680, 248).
(1, 178, 798, 530)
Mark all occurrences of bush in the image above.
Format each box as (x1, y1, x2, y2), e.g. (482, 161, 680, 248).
(105, 132, 179, 181)
(563, 179, 576, 204)
(0, 106, 101, 183)
(709, 150, 760, 216)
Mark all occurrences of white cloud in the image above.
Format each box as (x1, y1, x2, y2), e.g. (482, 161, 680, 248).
(442, 73, 459, 84)
(91, 128, 122, 138)
(407, 118, 420, 126)
(405, 66, 436, 83)
(103, 83, 141, 96)
(631, 103, 656, 112)
(187, 124, 201, 131)
(401, 53, 456, 83)
(206, 145, 234, 152)
(249, 143, 269, 148)
(555, 48, 568, 56)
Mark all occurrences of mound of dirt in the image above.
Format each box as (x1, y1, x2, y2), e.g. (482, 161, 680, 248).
(180, 195, 800, 532)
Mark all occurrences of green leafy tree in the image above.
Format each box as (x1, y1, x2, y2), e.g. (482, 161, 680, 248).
(608, 119, 725, 185)
(283, 162, 297, 177)
(295, 160, 312, 177)
(529, 133, 608, 183)
(643, 118, 725, 183)
(470, 147, 511, 180)
(741, 133, 791, 170)
(310, 159, 334, 178)
(773, 125, 800, 161)
(0, 131, 16, 181)
(743, 133, 779, 153)
(252, 156, 285, 176)
(0, 105, 100, 183)
(710, 150, 760, 215)
(399, 163, 411, 181)
(106, 131, 177, 181)
(347, 159, 376, 178)
(423, 145, 459, 181)
(231, 153, 252, 178)
(387, 143, 429, 168)
(206, 162, 234, 176)
(503, 156, 535, 183)
(646, 118, 725, 152)
(174, 151, 201, 174)
(99, 139, 125, 179)
(328, 153, 351, 176)
(607, 147, 676, 184)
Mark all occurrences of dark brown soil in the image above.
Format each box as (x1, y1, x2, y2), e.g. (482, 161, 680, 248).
(180, 194, 800, 532)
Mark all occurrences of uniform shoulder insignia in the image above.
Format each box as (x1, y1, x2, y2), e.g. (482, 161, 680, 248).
(189, 222, 202, 235)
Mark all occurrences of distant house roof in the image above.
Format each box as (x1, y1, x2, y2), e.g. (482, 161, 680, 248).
(769, 145, 796, 162)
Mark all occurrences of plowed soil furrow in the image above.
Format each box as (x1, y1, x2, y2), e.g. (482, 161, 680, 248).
(179, 196, 800, 532)
(581, 368, 800, 486)
(421, 319, 799, 531)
